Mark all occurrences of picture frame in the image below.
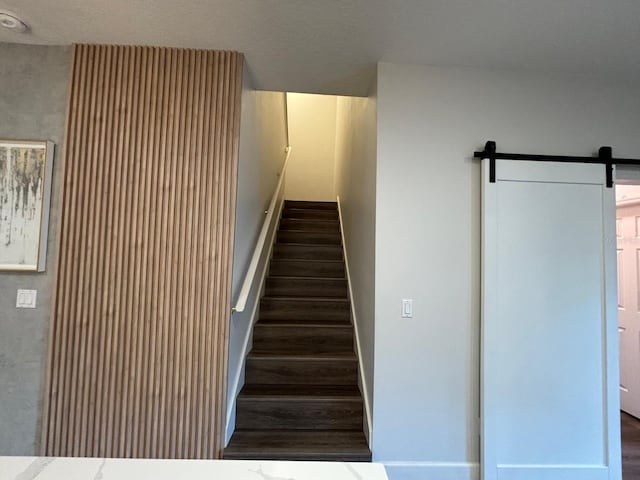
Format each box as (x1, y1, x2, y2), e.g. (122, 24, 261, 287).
(0, 139, 55, 272)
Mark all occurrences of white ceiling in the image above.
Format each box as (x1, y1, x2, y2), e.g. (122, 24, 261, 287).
(1, 0, 639, 96)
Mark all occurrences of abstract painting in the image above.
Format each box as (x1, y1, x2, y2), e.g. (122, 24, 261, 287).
(0, 140, 54, 271)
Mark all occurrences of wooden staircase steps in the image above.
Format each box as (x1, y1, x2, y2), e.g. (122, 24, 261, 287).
(245, 353, 358, 385)
(264, 276, 348, 298)
(224, 200, 371, 462)
(235, 385, 364, 431)
(280, 218, 341, 232)
(277, 230, 342, 245)
(252, 323, 354, 354)
(272, 243, 343, 261)
(282, 208, 339, 220)
(260, 297, 350, 322)
(269, 259, 345, 277)
(223, 430, 371, 461)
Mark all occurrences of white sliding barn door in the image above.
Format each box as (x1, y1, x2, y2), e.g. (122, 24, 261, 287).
(481, 159, 621, 480)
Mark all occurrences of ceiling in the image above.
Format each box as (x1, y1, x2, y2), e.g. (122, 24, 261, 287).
(1, 0, 639, 96)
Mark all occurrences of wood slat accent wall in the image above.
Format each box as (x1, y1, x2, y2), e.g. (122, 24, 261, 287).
(42, 44, 243, 459)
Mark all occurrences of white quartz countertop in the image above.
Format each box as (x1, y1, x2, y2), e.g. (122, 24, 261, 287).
(0, 456, 388, 480)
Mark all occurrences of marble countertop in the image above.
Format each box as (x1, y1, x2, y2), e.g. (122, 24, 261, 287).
(0, 456, 388, 480)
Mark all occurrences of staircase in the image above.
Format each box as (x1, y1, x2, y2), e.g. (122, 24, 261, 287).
(224, 200, 371, 462)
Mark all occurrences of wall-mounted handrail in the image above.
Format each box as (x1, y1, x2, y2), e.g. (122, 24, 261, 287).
(232, 146, 292, 313)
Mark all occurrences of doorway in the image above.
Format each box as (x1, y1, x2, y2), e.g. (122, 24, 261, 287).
(616, 183, 640, 479)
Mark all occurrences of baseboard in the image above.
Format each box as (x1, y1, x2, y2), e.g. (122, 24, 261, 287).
(225, 399, 238, 445)
(382, 462, 479, 480)
(336, 195, 373, 444)
(224, 195, 285, 445)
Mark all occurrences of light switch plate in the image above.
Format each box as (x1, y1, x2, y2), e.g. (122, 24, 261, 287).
(16, 289, 37, 308)
(401, 299, 413, 318)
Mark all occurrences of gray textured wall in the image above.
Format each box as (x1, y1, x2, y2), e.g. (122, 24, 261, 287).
(0, 43, 70, 455)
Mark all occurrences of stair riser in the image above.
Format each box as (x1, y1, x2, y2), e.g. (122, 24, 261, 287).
(272, 244, 342, 261)
(223, 452, 371, 462)
(245, 358, 358, 385)
(283, 209, 339, 220)
(236, 399, 363, 430)
(223, 430, 371, 462)
(280, 219, 340, 232)
(260, 300, 350, 322)
(284, 201, 337, 211)
(269, 261, 345, 278)
(265, 277, 348, 297)
(252, 326, 353, 354)
(277, 231, 341, 245)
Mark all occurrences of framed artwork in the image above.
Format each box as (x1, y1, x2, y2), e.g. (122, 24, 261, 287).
(0, 140, 54, 272)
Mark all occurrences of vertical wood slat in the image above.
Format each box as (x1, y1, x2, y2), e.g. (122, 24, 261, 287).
(42, 44, 243, 459)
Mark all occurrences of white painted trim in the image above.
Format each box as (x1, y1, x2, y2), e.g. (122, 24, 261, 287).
(225, 195, 284, 444)
(604, 169, 623, 479)
(232, 146, 291, 312)
(225, 399, 237, 445)
(225, 160, 289, 445)
(382, 461, 479, 480)
(39, 141, 55, 272)
(336, 195, 373, 444)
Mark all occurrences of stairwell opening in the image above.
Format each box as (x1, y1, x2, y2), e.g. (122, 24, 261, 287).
(227, 88, 377, 461)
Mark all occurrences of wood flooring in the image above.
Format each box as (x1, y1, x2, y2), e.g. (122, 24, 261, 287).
(623, 412, 640, 479)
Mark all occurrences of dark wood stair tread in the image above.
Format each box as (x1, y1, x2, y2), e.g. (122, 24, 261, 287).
(257, 318, 351, 325)
(248, 352, 357, 360)
(265, 277, 348, 298)
(282, 222, 340, 229)
(277, 230, 342, 245)
(254, 321, 353, 328)
(281, 218, 340, 228)
(262, 296, 349, 302)
(274, 242, 342, 247)
(269, 259, 345, 266)
(269, 258, 346, 278)
(266, 275, 346, 280)
(239, 384, 361, 399)
(256, 317, 353, 329)
(245, 353, 358, 386)
(251, 322, 354, 355)
(284, 200, 338, 210)
(260, 297, 350, 323)
(272, 244, 343, 261)
(224, 430, 371, 461)
(283, 209, 340, 220)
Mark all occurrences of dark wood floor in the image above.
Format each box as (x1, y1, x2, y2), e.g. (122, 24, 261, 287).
(623, 412, 640, 478)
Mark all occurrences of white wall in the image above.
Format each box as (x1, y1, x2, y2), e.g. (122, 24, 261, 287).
(227, 67, 288, 442)
(285, 93, 337, 201)
(334, 90, 377, 440)
(374, 62, 640, 479)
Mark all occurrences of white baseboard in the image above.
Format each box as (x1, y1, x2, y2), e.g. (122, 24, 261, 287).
(382, 462, 479, 480)
(336, 195, 373, 443)
(224, 196, 285, 445)
(225, 400, 237, 445)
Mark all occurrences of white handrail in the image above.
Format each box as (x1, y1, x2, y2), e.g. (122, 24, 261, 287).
(232, 146, 292, 313)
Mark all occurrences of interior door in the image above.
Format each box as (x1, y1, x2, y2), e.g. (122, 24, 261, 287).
(481, 159, 621, 480)
(617, 203, 640, 418)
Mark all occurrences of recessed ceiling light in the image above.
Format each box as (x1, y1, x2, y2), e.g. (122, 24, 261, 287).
(0, 11, 29, 33)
